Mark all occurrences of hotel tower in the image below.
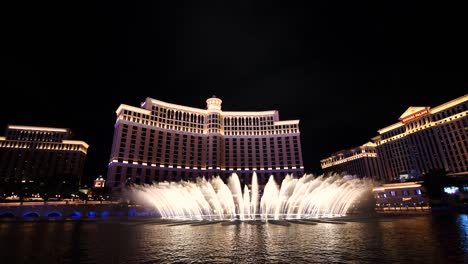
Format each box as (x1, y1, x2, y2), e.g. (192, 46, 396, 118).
(0, 125, 89, 195)
(320, 142, 381, 179)
(320, 94, 468, 182)
(107, 96, 304, 190)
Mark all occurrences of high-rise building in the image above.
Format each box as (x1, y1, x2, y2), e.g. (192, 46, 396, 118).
(374, 94, 467, 181)
(320, 94, 468, 182)
(107, 96, 304, 190)
(0, 125, 89, 196)
(320, 142, 381, 179)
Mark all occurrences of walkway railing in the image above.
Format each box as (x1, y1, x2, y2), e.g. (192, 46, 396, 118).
(0, 201, 120, 207)
(375, 206, 431, 213)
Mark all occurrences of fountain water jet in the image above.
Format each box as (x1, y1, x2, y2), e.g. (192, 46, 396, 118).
(128, 172, 375, 220)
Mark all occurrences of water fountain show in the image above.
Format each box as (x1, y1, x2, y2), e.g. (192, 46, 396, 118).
(128, 172, 375, 221)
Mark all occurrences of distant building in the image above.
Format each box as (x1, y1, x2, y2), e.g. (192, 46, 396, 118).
(107, 96, 304, 190)
(320, 94, 468, 182)
(93, 175, 106, 188)
(320, 142, 381, 179)
(372, 181, 429, 211)
(0, 125, 89, 196)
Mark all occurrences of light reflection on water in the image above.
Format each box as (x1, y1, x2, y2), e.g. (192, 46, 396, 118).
(0, 214, 467, 263)
(458, 214, 468, 251)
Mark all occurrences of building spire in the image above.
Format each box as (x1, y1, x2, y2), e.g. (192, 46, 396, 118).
(206, 96, 222, 111)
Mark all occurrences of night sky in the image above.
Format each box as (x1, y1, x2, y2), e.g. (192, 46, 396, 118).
(2, 2, 466, 182)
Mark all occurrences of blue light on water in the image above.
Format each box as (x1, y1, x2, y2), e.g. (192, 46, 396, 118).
(47, 212, 62, 219)
(457, 214, 468, 251)
(136, 211, 150, 216)
(69, 212, 81, 219)
(0, 212, 16, 218)
(22, 212, 40, 218)
(101, 211, 109, 218)
(87, 211, 97, 218)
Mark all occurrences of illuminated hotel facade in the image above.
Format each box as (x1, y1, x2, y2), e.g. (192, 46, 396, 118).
(107, 96, 304, 190)
(321, 94, 468, 182)
(0, 125, 89, 193)
(320, 142, 381, 179)
(372, 181, 429, 210)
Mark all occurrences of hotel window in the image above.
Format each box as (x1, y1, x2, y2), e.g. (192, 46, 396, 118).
(390, 191, 396, 196)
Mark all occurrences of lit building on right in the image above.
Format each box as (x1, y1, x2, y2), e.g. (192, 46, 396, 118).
(321, 94, 468, 182)
(374, 94, 467, 181)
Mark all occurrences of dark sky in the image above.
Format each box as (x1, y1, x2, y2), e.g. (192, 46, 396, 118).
(2, 2, 466, 181)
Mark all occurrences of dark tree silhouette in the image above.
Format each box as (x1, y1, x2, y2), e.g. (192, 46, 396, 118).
(421, 169, 448, 204)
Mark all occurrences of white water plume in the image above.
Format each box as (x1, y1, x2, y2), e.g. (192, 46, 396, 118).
(128, 172, 375, 220)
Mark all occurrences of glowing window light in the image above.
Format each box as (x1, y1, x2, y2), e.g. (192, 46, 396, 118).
(444, 186, 459, 194)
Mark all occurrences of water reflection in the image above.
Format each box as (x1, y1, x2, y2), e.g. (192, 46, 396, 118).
(0, 214, 467, 263)
(458, 214, 468, 251)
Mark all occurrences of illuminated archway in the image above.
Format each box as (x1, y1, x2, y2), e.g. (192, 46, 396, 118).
(47, 212, 62, 218)
(22, 212, 40, 218)
(68, 212, 82, 219)
(0, 212, 16, 218)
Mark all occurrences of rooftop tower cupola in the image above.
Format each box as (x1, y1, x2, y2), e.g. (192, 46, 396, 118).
(206, 95, 222, 111)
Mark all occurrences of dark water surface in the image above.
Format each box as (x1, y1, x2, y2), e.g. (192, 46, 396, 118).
(0, 213, 467, 264)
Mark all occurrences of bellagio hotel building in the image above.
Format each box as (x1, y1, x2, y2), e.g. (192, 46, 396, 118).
(107, 96, 304, 190)
(321, 94, 468, 182)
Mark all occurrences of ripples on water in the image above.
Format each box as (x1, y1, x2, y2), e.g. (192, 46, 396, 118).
(0, 214, 467, 264)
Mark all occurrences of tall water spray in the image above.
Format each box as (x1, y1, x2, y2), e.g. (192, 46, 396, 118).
(129, 172, 374, 220)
